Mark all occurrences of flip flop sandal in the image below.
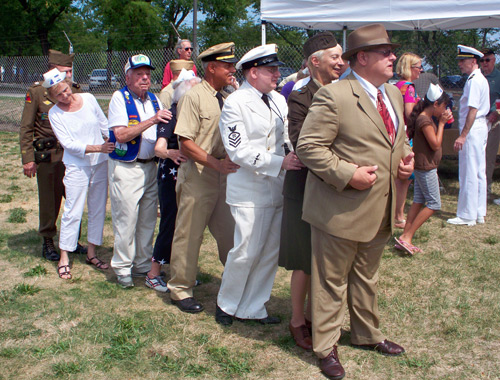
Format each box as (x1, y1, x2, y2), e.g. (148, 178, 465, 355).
(57, 264, 72, 279)
(86, 256, 109, 270)
(394, 237, 420, 255)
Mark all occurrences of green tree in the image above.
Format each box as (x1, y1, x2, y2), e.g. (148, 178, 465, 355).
(17, 0, 73, 55)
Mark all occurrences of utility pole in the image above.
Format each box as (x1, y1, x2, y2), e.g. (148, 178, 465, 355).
(193, 0, 198, 56)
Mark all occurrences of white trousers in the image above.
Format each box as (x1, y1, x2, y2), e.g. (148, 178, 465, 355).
(217, 205, 282, 319)
(457, 119, 488, 220)
(109, 160, 158, 276)
(59, 161, 108, 251)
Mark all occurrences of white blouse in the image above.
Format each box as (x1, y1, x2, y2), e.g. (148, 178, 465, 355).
(49, 93, 109, 166)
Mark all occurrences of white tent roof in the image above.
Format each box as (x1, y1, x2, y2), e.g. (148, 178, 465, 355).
(261, 0, 500, 30)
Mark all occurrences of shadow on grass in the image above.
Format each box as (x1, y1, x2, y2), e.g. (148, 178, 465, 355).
(7, 229, 41, 259)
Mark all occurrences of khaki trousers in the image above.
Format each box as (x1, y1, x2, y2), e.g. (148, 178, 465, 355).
(109, 160, 158, 276)
(168, 162, 234, 300)
(311, 225, 391, 359)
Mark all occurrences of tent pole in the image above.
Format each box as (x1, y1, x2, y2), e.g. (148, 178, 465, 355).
(262, 20, 267, 45)
(342, 26, 347, 51)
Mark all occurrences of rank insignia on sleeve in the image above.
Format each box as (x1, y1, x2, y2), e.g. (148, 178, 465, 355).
(228, 125, 241, 147)
(41, 113, 48, 120)
(25, 93, 31, 103)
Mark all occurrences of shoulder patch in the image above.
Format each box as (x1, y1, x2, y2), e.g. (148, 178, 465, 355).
(25, 92, 32, 103)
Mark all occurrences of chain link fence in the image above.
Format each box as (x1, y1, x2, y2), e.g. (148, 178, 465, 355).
(0, 44, 495, 132)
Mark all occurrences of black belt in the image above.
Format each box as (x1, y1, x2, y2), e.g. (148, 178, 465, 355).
(136, 158, 155, 164)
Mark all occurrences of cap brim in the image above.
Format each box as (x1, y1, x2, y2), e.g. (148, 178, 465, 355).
(217, 57, 239, 63)
(263, 60, 285, 67)
(342, 42, 400, 60)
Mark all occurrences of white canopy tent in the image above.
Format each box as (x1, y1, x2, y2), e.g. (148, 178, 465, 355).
(260, 0, 500, 44)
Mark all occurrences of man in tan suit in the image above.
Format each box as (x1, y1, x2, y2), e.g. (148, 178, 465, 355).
(296, 24, 414, 380)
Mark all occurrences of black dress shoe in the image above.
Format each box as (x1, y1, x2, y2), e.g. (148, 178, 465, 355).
(352, 339, 405, 356)
(42, 237, 60, 261)
(171, 297, 204, 313)
(320, 346, 345, 380)
(215, 305, 233, 326)
(70, 243, 88, 255)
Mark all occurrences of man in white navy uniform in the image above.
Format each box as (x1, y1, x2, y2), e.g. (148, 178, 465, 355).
(448, 45, 490, 226)
(108, 54, 172, 288)
(215, 44, 303, 326)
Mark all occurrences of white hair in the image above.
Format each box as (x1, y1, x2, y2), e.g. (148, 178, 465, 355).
(172, 77, 201, 105)
(307, 49, 325, 67)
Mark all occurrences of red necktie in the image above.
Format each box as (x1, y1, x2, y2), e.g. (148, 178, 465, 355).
(376, 89, 395, 145)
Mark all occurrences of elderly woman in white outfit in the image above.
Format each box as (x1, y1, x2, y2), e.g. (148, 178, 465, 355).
(45, 68, 115, 279)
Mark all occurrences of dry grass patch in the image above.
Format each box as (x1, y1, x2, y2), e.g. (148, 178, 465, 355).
(1, 131, 500, 379)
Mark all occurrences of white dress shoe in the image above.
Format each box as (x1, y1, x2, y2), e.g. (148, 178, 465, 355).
(447, 217, 476, 226)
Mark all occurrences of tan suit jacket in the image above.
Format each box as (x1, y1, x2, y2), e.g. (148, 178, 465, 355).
(296, 73, 411, 242)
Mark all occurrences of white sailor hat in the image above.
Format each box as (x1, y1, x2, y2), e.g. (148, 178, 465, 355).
(457, 44, 483, 59)
(172, 68, 196, 89)
(236, 44, 284, 70)
(124, 54, 155, 73)
(426, 83, 444, 102)
(42, 68, 65, 88)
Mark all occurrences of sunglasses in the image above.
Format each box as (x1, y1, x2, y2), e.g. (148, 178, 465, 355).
(184, 47, 193, 51)
(480, 58, 492, 63)
(368, 49, 395, 58)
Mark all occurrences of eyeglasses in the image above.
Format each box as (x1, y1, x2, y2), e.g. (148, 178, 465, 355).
(184, 47, 193, 51)
(368, 49, 396, 58)
(480, 58, 492, 63)
(412, 66, 423, 70)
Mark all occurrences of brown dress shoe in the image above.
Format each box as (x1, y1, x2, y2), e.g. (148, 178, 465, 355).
(319, 346, 345, 380)
(289, 322, 312, 350)
(353, 339, 405, 356)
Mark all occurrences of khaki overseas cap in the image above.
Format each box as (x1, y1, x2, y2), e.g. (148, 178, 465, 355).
(342, 23, 400, 60)
(198, 42, 238, 63)
(48, 49, 75, 67)
(170, 59, 195, 72)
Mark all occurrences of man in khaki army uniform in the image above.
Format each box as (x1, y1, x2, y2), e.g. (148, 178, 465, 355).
(158, 60, 195, 109)
(19, 49, 86, 261)
(168, 42, 239, 313)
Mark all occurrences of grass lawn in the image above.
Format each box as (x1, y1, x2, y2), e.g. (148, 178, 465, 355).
(0, 130, 499, 380)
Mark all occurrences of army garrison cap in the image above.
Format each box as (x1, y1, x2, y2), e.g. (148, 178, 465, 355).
(236, 44, 284, 70)
(48, 49, 75, 67)
(198, 42, 238, 63)
(457, 44, 483, 59)
(303, 31, 338, 59)
(170, 59, 195, 72)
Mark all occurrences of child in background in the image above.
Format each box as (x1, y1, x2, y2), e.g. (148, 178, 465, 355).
(395, 84, 452, 255)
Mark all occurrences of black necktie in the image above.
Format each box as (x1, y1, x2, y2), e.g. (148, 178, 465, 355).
(216, 92, 224, 110)
(261, 93, 271, 109)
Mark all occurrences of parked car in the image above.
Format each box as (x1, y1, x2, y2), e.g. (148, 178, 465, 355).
(89, 69, 119, 91)
(440, 74, 467, 89)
